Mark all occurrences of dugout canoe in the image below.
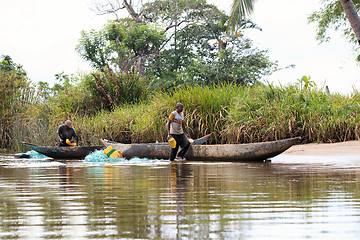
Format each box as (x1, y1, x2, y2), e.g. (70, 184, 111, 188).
(22, 142, 104, 159)
(101, 137, 301, 161)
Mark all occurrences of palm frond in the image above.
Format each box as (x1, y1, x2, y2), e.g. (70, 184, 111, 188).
(227, 0, 256, 32)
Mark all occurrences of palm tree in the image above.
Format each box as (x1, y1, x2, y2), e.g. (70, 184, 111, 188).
(227, 0, 256, 32)
(339, 0, 360, 45)
(229, 0, 360, 46)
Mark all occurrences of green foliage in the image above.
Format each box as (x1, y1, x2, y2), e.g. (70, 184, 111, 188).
(36, 72, 75, 102)
(85, 66, 148, 111)
(296, 75, 316, 91)
(146, 6, 275, 90)
(113, 21, 164, 55)
(77, 21, 165, 72)
(48, 75, 99, 118)
(225, 84, 360, 143)
(191, 39, 276, 85)
(228, 0, 255, 32)
(78, 0, 276, 89)
(5, 77, 360, 149)
(141, 0, 219, 26)
(0, 55, 34, 149)
(73, 83, 360, 145)
(308, 0, 360, 58)
(78, 84, 238, 144)
(0, 55, 27, 76)
(76, 29, 111, 70)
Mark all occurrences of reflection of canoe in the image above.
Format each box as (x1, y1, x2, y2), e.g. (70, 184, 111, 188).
(22, 142, 104, 159)
(101, 137, 301, 161)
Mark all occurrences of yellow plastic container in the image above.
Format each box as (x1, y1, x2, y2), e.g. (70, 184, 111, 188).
(66, 139, 76, 146)
(168, 137, 176, 148)
(104, 146, 123, 158)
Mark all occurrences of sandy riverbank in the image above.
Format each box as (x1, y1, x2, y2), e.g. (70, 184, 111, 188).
(283, 140, 360, 155)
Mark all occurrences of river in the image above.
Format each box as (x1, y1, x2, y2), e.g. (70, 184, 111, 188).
(0, 153, 360, 239)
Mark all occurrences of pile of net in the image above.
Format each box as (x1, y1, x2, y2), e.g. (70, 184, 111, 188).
(84, 150, 156, 163)
(23, 150, 48, 159)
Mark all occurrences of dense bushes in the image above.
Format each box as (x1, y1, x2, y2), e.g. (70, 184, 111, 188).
(87, 66, 148, 110)
(0, 56, 34, 149)
(3, 55, 360, 151)
(4, 76, 360, 151)
(71, 83, 360, 145)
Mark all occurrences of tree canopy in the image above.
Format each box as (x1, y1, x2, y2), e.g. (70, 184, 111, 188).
(76, 0, 277, 90)
(308, 0, 360, 59)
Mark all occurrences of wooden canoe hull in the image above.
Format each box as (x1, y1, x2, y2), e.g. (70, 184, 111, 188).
(101, 137, 301, 161)
(22, 142, 104, 159)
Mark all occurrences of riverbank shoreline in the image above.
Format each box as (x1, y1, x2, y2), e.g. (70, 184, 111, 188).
(283, 140, 360, 155)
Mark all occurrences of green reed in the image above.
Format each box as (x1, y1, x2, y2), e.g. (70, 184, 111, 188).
(224, 84, 360, 143)
(0, 69, 35, 150)
(76, 83, 360, 144)
(75, 84, 240, 144)
(7, 82, 360, 149)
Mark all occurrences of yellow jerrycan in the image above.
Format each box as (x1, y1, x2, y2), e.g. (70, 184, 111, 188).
(66, 139, 76, 146)
(168, 137, 176, 148)
(104, 146, 123, 158)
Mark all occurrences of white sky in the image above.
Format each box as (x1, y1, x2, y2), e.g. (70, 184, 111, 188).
(1, 0, 359, 95)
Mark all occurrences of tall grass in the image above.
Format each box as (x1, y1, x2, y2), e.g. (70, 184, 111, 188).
(224, 84, 360, 143)
(74, 83, 360, 144)
(7, 82, 360, 151)
(0, 69, 34, 149)
(76, 84, 240, 144)
(88, 66, 148, 111)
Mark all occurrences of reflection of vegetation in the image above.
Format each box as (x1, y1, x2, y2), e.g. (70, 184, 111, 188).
(77, 163, 360, 239)
(39, 194, 65, 236)
(1, 164, 360, 238)
(0, 197, 21, 235)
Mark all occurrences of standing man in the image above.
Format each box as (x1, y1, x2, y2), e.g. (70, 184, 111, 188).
(58, 120, 78, 147)
(166, 103, 191, 161)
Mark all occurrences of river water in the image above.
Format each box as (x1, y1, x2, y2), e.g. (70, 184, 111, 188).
(0, 153, 360, 240)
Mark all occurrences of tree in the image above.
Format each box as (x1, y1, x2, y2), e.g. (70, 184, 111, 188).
(146, 11, 275, 89)
(79, 0, 277, 90)
(227, 0, 256, 32)
(339, 0, 360, 45)
(0, 55, 27, 76)
(230, 0, 360, 57)
(308, 0, 360, 59)
(76, 29, 112, 71)
(85, 0, 210, 73)
(77, 21, 165, 76)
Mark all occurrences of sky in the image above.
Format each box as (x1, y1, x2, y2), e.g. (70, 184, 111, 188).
(1, 0, 359, 95)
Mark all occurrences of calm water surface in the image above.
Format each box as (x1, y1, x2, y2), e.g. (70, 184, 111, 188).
(0, 153, 360, 239)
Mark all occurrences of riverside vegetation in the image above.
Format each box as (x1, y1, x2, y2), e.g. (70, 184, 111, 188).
(2, 0, 360, 152)
(2, 57, 360, 152)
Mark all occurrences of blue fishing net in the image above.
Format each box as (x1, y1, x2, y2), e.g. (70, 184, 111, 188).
(27, 150, 48, 159)
(84, 150, 155, 163)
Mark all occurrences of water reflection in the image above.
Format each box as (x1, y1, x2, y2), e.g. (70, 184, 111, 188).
(0, 156, 360, 239)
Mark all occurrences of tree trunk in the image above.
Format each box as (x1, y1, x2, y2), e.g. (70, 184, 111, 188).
(136, 57, 145, 77)
(339, 0, 360, 45)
